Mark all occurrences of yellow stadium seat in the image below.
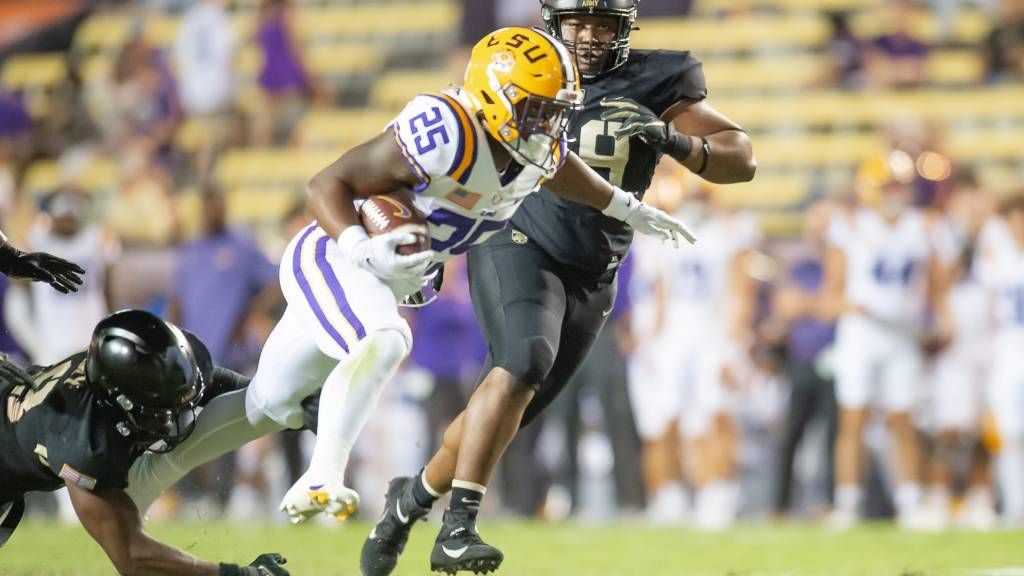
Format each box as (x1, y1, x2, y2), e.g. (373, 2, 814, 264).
(22, 156, 118, 195)
(296, 108, 395, 150)
(23, 161, 61, 196)
(1, 53, 68, 90)
(80, 54, 113, 83)
(144, 15, 181, 48)
(703, 54, 825, 91)
(632, 15, 831, 53)
(215, 149, 336, 188)
(696, 0, 879, 13)
(757, 211, 806, 237)
(73, 12, 131, 52)
(851, 8, 991, 44)
(716, 172, 811, 208)
(370, 70, 455, 111)
(948, 126, 1024, 162)
(227, 187, 301, 223)
(235, 45, 264, 77)
(296, 2, 458, 40)
(755, 133, 886, 166)
(305, 44, 384, 77)
(925, 50, 984, 85)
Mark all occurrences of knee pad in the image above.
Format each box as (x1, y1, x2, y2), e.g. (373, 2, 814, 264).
(505, 335, 556, 387)
(362, 328, 411, 371)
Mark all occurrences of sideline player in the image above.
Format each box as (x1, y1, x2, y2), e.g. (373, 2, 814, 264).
(125, 26, 692, 531)
(823, 175, 956, 529)
(0, 310, 289, 575)
(361, 1, 756, 573)
(977, 193, 1024, 526)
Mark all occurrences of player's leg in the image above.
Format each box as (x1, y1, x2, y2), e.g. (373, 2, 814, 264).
(989, 356, 1024, 525)
(127, 306, 328, 514)
(830, 319, 873, 528)
(0, 497, 25, 548)
(882, 342, 924, 527)
(279, 227, 414, 523)
(692, 348, 740, 531)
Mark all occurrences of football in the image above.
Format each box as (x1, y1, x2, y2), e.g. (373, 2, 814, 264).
(358, 192, 431, 255)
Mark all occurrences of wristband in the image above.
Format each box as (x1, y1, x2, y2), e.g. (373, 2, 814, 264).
(218, 564, 242, 576)
(665, 131, 694, 161)
(600, 186, 638, 222)
(336, 226, 369, 262)
(0, 242, 20, 275)
(695, 137, 711, 175)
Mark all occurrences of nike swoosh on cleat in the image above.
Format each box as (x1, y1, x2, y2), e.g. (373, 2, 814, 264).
(396, 500, 410, 524)
(460, 497, 480, 505)
(441, 545, 469, 559)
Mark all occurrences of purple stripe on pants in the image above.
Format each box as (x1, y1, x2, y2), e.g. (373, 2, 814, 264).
(313, 235, 367, 340)
(292, 224, 349, 352)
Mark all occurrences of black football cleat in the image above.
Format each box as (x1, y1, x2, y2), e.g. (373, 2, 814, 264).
(360, 477, 430, 576)
(429, 510, 503, 575)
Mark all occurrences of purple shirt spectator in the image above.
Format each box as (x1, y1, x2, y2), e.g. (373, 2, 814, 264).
(872, 34, 930, 59)
(172, 230, 278, 366)
(0, 92, 31, 138)
(786, 257, 835, 363)
(410, 262, 486, 381)
(257, 3, 308, 94)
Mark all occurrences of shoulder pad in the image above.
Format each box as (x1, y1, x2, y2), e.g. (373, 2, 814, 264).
(389, 93, 480, 190)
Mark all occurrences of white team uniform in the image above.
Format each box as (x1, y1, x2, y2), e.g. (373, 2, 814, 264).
(248, 89, 565, 427)
(977, 219, 1024, 440)
(27, 225, 116, 364)
(828, 208, 956, 413)
(627, 211, 759, 439)
(930, 274, 991, 432)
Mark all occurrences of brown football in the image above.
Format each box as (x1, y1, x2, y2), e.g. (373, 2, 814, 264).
(359, 192, 431, 256)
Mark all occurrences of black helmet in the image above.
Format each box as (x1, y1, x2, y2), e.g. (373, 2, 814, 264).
(540, 0, 639, 79)
(86, 310, 208, 453)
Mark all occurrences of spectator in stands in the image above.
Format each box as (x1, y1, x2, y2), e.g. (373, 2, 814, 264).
(174, 0, 237, 182)
(766, 201, 838, 518)
(105, 140, 176, 247)
(254, 0, 312, 146)
(167, 186, 280, 370)
(865, 0, 931, 89)
(824, 11, 866, 90)
(110, 36, 182, 156)
(984, 0, 1024, 82)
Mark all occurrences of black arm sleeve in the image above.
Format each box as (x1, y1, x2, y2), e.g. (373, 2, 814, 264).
(201, 366, 251, 406)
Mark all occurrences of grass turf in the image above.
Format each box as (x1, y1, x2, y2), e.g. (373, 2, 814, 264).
(2, 520, 1023, 575)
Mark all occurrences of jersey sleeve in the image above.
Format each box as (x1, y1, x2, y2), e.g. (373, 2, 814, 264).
(645, 51, 708, 116)
(388, 93, 479, 191)
(46, 414, 132, 493)
(825, 213, 852, 251)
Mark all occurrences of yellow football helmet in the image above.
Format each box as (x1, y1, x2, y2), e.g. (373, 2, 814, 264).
(463, 27, 584, 173)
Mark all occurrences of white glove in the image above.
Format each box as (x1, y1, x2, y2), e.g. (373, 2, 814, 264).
(337, 226, 436, 280)
(602, 187, 697, 248)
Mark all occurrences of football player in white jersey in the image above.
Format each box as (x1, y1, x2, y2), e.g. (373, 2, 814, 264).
(823, 176, 957, 529)
(922, 177, 996, 530)
(976, 193, 1024, 526)
(125, 27, 692, 526)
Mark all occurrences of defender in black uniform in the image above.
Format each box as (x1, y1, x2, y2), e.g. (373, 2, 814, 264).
(361, 2, 756, 574)
(0, 310, 290, 576)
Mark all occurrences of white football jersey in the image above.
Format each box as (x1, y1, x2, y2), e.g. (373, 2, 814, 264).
(664, 211, 760, 336)
(27, 224, 118, 364)
(387, 89, 565, 267)
(976, 218, 1024, 347)
(827, 208, 956, 326)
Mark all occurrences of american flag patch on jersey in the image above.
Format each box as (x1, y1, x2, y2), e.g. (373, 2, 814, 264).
(59, 464, 97, 491)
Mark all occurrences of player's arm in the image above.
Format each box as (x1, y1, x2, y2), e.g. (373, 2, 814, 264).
(728, 248, 758, 347)
(66, 483, 288, 576)
(306, 130, 434, 279)
(665, 100, 756, 184)
(545, 152, 696, 246)
(600, 98, 756, 185)
(816, 245, 850, 320)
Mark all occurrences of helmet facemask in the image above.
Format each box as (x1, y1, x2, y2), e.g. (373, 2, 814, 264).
(542, 5, 637, 79)
(494, 81, 583, 174)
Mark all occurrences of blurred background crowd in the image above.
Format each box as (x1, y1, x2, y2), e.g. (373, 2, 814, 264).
(2, 0, 1024, 531)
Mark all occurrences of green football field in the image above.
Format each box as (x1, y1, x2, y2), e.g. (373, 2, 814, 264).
(3, 520, 1023, 576)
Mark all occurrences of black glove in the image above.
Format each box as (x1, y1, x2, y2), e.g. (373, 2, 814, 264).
(0, 354, 34, 390)
(220, 554, 290, 576)
(599, 97, 693, 159)
(0, 243, 85, 294)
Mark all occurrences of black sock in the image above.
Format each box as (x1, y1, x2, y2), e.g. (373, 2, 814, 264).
(411, 470, 439, 509)
(449, 482, 485, 523)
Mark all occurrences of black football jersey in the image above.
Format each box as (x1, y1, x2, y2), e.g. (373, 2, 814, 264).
(0, 353, 138, 503)
(509, 49, 707, 278)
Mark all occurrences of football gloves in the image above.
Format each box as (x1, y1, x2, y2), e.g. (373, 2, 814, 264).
(338, 227, 435, 281)
(599, 97, 693, 160)
(0, 353, 34, 390)
(247, 554, 290, 576)
(602, 187, 697, 248)
(0, 243, 84, 294)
